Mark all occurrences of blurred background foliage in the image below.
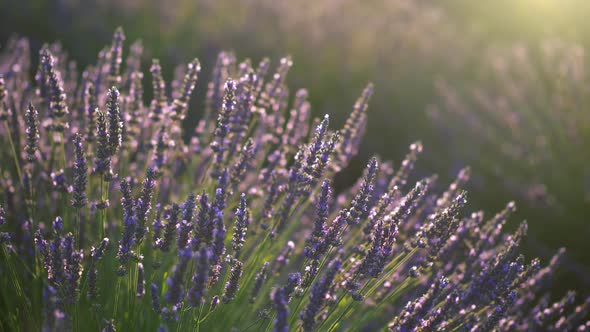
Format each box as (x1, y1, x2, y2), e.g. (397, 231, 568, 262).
(1, 0, 589, 292)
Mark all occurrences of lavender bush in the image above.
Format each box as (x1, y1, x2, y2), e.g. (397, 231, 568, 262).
(0, 28, 588, 331)
(428, 41, 590, 277)
(430, 40, 590, 207)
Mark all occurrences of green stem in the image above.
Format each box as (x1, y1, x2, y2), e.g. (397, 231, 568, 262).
(113, 278, 122, 318)
(3, 121, 23, 184)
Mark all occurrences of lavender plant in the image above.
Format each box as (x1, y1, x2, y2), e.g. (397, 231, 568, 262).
(428, 41, 590, 277)
(429, 41, 590, 208)
(0, 28, 588, 332)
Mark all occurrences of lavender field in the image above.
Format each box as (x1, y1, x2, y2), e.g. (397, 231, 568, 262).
(0, 0, 589, 331)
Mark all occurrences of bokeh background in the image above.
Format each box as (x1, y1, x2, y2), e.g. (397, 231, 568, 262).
(1, 0, 589, 294)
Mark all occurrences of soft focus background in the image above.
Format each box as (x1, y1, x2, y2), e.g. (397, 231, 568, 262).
(1, 0, 589, 293)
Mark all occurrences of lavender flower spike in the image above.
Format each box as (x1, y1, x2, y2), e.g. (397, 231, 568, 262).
(24, 102, 39, 163)
(0, 205, 5, 226)
(106, 86, 122, 156)
(272, 287, 289, 332)
(156, 204, 179, 252)
(335, 83, 373, 169)
(117, 179, 136, 269)
(84, 82, 98, 142)
(149, 59, 167, 122)
(93, 110, 113, 181)
(231, 193, 250, 258)
(107, 27, 125, 88)
(0, 205, 9, 247)
(222, 258, 243, 303)
(177, 193, 196, 250)
(165, 248, 192, 306)
(151, 283, 161, 314)
(188, 245, 210, 306)
(40, 47, 69, 132)
(347, 157, 379, 225)
(134, 167, 157, 243)
(210, 79, 236, 178)
(170, 58, 201, 122)
(88, 238, 109, 299)
(250, 262, 270, 303)
(72, 133, 88, 208)
(305, 179, 332, 260)
(0, 75, 7, 120)
(300, 258, 341, 331)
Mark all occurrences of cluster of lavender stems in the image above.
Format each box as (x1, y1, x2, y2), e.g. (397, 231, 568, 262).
(429, 41, 590, 212)
(0, 28, 588, 332)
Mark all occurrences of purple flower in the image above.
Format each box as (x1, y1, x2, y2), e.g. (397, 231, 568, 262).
(0, 205, 5, 226)
(300, 258, 341, 331)
(51, 169, 68, 193)
(134, 168, 157, 243)
(177, 193, 196, 250)
(84, 82, 98, 142)
(151, 283, 161, 314)
(0, 205, 9, 247)
(126, 71, 144, 140)
(205, 52, 234, 124)
(230, 139, 256, 191)
(250, 261, 270, 303)
(275, 149, 306, 232)
(165, 248, 192, 306)
(156, 203, 179, 252)
(152, 204, 163, 245)
(211, 172, 228, 264)
(122, 40, 143, 89)
(305, 179, 332, 260)
(261, 171, 281, 219)
(0, 75, 8, 120)
(273, 241, 295, 275)
(304, 114, 330, 176)
(210, 79, 236, 179)
(170, 58, 200, 122)
(188, 245, 211, 306)
(39, 48, 69, 132)
(231, 193, 249, 258)
(102, 319, 116, 332)
(107, 27, 125, 88)
(88, 238, 109, 299)
(389, 277, 449, 330)
(282, 89, 311, 148)
(222, 258, 243, 303)
(71, 133, 88, 208)
(387, 142, 423, 191)
(182, 191, 197, 224)
(346, 157, 379, 225)
(474, 291, 516, 332)
(36, 224, 84, 305)
(93, 110, 113, 181)
(151, 125, 168, 174)
(106, 86, 122, 156)
(24, 102, 39, 163)
(283, 272, 301, 299)
(117, 179, 136, 268)
(335, 83, 373, 170)
(149, 59, 168, 122)
(312, 132, 339, 183)
(211, 210, 226, 266)
(272, 287, 289, 332)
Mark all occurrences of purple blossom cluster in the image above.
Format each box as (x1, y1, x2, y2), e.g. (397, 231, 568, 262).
(0, 28, 587, 332)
